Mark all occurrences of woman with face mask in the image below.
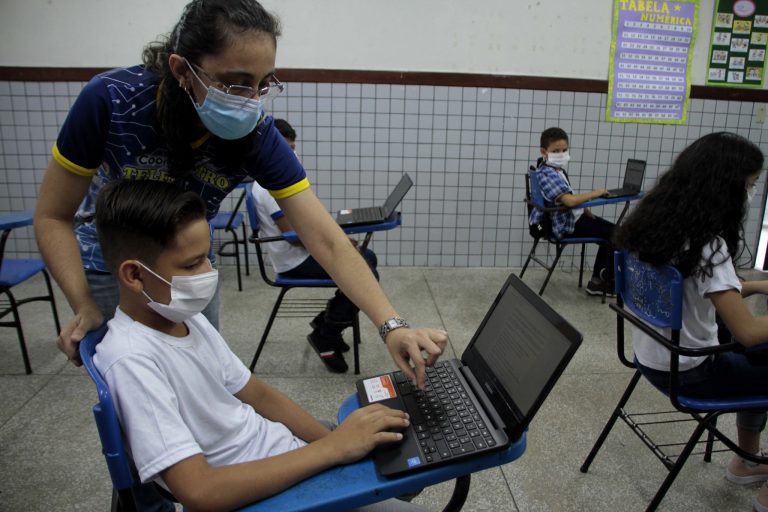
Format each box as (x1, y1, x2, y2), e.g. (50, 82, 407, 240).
(34, 0, 446, 389)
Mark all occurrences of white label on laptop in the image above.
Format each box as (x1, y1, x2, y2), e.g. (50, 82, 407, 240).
(339, 209, 352, 215)
(362, 375, 397, 402)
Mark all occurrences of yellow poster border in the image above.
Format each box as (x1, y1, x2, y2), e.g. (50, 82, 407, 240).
(606, 0, 699, 125)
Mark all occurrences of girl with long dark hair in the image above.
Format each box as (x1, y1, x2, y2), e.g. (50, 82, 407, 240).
(616, 131, 768, 510)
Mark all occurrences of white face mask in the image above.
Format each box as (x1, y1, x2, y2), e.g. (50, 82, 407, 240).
(747, 185, 757, 205)
(547, 151, 571, 168)
(138, 262, 218, 323)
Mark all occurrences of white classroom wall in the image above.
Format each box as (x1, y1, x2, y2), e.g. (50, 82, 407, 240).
(0, 0, 725, 86)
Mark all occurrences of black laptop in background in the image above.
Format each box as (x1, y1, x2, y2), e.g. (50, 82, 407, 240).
(336, 173, 413, 227)
(604, 159, 646, 198)
(356, 274, 583, 477)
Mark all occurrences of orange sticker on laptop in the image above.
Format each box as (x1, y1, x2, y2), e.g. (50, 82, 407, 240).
(363, 375, 397, 402)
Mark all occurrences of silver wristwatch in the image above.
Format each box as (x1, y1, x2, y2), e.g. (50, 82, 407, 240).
(378, 316, 409, 341)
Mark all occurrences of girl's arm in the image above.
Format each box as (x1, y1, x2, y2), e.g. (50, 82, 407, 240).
(741, 279, 768, 298)
(709, 288, 768, 346)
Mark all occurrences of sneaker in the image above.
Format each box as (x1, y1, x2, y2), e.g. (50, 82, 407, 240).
(726, 452, 768, 485)
(585, 280, 615, 297)
(309, 313, 351, 353)
(307, 332, 348, 373)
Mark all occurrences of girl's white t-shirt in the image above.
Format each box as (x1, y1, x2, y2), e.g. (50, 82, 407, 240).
(633, 238, 742, 372)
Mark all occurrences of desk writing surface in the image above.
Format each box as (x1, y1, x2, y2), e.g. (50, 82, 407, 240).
(580, 192, 644, 209)
(281, 212, 402, 243)
(237, 394, 526, 512)
(0, 210, 33, 231)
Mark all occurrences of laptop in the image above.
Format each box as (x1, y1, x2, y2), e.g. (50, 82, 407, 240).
(356, 274, 582, 476)
(605, 159, 646, 198)
(336, 173, 413, 227)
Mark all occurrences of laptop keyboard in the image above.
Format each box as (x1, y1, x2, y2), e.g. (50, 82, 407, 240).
(393, 361, 497, 463)
(352, 207, 382, 222)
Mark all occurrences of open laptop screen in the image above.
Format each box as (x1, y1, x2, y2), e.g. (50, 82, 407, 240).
(624, 159, 646, 190)
(382, 174, 414, 215)
(461, 277, 581, 430)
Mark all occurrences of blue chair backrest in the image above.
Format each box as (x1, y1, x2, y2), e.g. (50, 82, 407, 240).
(615, 250, 683, 331)
(528, 168, 548, 208)
(79, 324, 135, 491)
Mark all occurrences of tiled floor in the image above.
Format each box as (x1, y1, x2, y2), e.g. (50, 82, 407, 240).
(1, 264, 766, 511)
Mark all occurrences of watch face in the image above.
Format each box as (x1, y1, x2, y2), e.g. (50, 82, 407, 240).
(386, 319, 398, 328)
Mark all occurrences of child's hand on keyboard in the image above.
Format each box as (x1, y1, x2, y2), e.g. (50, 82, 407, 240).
(324, 404, 410, 464)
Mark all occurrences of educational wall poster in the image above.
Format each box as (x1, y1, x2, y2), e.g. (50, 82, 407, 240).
(706, 0, 768, 87)
(607, 0, 699, 124)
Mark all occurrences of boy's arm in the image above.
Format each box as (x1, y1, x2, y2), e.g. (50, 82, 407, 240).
(161, 404, 408, 512)
(235, 375, 330, 442)
(557, 189, 609, 208)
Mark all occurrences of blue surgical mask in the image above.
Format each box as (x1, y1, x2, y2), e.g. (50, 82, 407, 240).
(190, 86, 263, 140)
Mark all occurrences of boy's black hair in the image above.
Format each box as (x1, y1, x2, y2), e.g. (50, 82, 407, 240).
(273, 118, 297, 141)
(540, 127, 569, 149)
(95, 180, 207, 273)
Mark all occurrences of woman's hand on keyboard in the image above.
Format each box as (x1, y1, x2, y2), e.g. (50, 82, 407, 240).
(386, 327, 449, 390)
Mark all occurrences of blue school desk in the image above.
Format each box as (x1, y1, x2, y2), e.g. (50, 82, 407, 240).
(236, 394, 527, 512)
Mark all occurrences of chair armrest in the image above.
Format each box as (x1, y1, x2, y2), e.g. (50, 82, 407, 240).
(610, 303, 743, 357)
(524, 198, 568, 213)
(250, 233, 289, 244)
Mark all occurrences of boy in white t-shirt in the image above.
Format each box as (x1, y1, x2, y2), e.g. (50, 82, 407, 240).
(92, 180, 420, 512)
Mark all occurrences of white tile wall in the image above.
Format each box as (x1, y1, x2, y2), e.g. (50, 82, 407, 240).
(2, 79, 767, 270)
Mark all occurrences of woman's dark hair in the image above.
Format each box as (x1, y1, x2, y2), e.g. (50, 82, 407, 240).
(96, 180, 207, 273)
(142, 0, 281, 176)
(615, 132, 764, 277)
(540, 127, 569, 149)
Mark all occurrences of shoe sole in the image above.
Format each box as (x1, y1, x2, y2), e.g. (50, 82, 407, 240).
(725, 468, 768, 485)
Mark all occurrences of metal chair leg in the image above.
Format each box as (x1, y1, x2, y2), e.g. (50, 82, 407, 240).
(42, 269, 61, 333)
(519, 239, 540, 278)
(249, 288, 289, 371)
(2, 288, 32, 374)
(441, 475, 471, 512)
(581, 370, 643, 473)
(645, 417, 712, 512)
(352, 314, 361, 375)
(241, 223, 250, 277)
(538, 245, 564, 295)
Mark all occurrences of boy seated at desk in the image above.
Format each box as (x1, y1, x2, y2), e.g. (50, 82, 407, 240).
(253, 118, 380, 374)
(529, 127, 616, 295)
(93, 180, 424, 512)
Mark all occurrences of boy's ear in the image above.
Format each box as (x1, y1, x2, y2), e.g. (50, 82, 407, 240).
(117, 260, 145, 293)
(540, 147, 548, 158)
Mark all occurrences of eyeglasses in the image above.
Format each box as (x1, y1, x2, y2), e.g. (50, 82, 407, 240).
(186, 59, 284, 101)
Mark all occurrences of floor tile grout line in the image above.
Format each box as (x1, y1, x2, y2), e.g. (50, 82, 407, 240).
(0, 370, 70, 431)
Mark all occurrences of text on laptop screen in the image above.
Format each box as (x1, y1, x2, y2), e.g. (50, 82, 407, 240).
(470, 285, 572, 416)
